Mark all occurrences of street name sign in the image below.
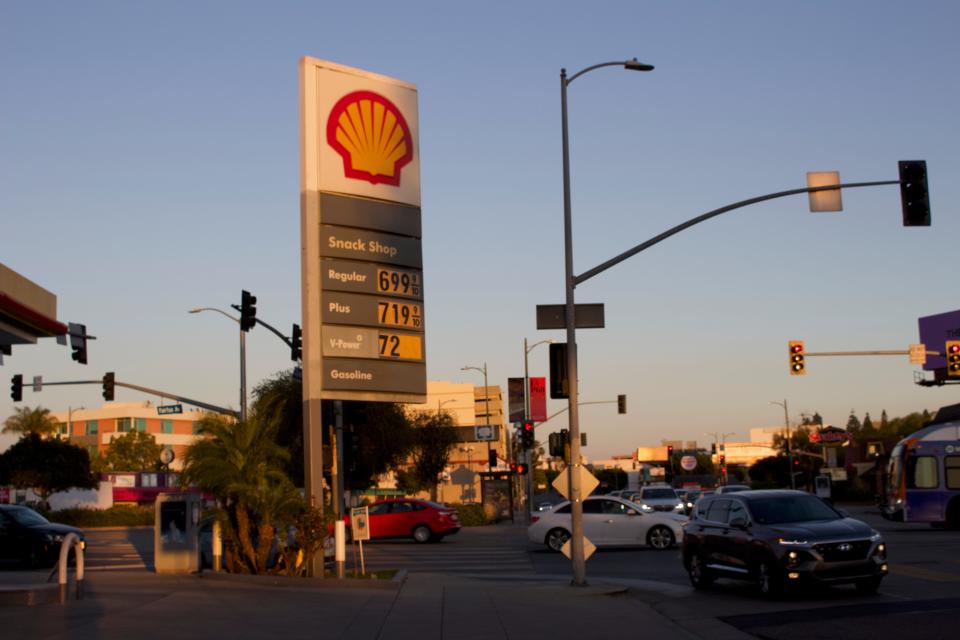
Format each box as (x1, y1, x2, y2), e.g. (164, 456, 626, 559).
(157, 404, 183, 415)
(536, 304, 605, 330)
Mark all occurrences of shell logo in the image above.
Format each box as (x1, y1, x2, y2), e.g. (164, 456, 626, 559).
(326, 90, 413, 186)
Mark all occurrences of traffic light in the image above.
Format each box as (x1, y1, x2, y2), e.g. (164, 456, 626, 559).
(666, 445, 674, 459)
(788, 340, 805, 375)
(549, 342, 569, 399)
(10, 374, 22, 402)
(947, 341, 960, 377)
(240, 290, 257, 332)
(102, 372, 115, 402)
(69, 322, 88, 365)
(719, 454, 726, 473)
(516, 462, 529, 476)
(290, 324, 302, 361)
(521, 420, 535, 449)
(549, 432, 564, 457)
(617, 394, 627, 414)
(488, 449, 497, 469)
(899, 160, 930, 227)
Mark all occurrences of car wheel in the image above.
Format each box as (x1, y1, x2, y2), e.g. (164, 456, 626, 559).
(412, 525, 433, 544)
(855, 576, 883, 594)
(687, 553, 714, 589)
(756, 559, 782, 597)
(546, 528, 571, 552)
(646, 525, 675, 550)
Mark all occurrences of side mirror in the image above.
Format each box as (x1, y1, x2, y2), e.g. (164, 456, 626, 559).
(729, 516, 748, 529)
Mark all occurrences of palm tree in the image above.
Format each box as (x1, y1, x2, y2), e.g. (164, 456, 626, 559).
(2, 406, 60, 437)
(180, 413, 307, 575)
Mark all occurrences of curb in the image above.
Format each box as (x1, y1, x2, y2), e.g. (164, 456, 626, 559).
(199, 568, 407, 591)
(0, 583, 59, 607)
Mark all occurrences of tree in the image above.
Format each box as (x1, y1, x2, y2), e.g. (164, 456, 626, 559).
(251, 371, 303, 486)
(0, 433, 96, 507)
(180, 413, 313, 575)
(99, 430, 163, 472)
(2, 406, 59, 437)
(862, 412, 875, 436)
(846, 410, 862, 437)
(404, 411, 458, 500)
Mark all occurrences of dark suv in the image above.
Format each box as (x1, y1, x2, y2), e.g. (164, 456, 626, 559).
(682, 490, 887, 596)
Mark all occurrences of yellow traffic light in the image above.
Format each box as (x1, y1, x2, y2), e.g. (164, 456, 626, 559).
(947, 341, 960, 377)
(788, 341, 806, 375)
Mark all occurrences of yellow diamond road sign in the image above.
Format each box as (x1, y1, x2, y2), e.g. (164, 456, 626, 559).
(561, 537, 597, 561)
(551, 465, 600, 500)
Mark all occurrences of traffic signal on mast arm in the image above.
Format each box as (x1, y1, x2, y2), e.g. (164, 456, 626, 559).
(521, 420, 535, 449)
(946, 341, 960, 377)
(899, 160, 931, 227)
(516, 462, 529, 476)
(239, 290, 257, 332)
(69, 323, 88, 365)
(10, 374, 23, 402)
(488, 448, 497, 469)
(617, 394, 627, 414)
(290, 324, 302, 361)
(102, 372, 115, 402)
(789, 341, 806, 375)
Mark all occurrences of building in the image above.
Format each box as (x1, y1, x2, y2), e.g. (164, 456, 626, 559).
(50, 401, 211, 471)
(0, 262, 69, 363)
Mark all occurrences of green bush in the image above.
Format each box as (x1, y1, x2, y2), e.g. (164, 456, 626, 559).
(452, 503, 489, 527)
(49, 505, 154, 528)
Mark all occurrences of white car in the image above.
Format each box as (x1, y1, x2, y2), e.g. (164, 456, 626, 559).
(528, 495, 687, 552)
(636, 485, 685, 514)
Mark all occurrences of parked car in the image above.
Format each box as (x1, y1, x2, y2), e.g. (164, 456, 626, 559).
(715, 484, 751, 494)
(0, 505, 85, 568)
(636, 485, 685, 514)
(342, 499, 460, 543)
(682, 490, 888, 596)
(536, 502, 555, 512)
(528, 495, 686, 552)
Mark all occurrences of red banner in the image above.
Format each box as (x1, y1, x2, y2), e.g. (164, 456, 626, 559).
(529, 377, 546, 422)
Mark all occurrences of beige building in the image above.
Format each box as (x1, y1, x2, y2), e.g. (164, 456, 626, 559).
(51, 401, 211, 470)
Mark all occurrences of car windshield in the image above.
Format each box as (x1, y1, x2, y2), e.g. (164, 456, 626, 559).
(747, 496, 841, 524)
(643, 489, 676, 499)
(7, 507, 50, 527)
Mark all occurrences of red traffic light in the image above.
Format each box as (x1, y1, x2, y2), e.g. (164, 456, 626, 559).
(516, 463, 529, 476)
(948, 344, 960, 354)
(523, 421, 534, 432)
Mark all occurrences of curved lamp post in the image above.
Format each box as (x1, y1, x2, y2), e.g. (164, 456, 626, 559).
(561, 58, 654, 587)
(189, 307, 246, 422)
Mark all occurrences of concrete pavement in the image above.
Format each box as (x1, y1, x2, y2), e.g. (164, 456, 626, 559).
(0, 567, 750, 639)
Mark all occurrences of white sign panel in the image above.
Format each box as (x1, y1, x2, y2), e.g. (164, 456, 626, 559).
(475, 424, 495, 441)
(350, 505, 371, 542)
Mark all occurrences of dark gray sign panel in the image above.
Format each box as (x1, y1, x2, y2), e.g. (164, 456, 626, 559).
(321, 259, 423, 300)
(320, 192, 421, 238)
(323, 291, 424, 332)
(322, 358, 427, 394)
(320, 225, 423, 269)
(536, 303, 605, 330)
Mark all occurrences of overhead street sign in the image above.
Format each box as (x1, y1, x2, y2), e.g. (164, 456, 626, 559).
(536, 304, 605, 330)
(157, 404, 183, 415)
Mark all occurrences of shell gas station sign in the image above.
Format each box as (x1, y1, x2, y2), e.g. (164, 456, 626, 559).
(300, 57, 426, 403)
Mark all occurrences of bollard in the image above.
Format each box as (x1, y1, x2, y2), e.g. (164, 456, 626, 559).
(212, 520, 222, 572)
(335, 520, 346, 579)
(57, 533, 84, 604)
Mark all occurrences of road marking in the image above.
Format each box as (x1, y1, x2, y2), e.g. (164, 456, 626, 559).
(890, 563, 960, 582)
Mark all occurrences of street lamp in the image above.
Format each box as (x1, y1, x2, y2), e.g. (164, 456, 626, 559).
(461, 363, 492, 477)
(771, 400, 796, 489)
(188, 307, 246, 423)
(560, 58, 654, 587)
(523, 338, 554, 522)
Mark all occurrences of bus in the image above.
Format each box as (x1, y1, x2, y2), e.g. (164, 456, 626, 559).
(883, 403, 960, 528)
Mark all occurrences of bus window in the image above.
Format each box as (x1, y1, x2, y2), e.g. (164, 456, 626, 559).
(946, 456, 960, 490)
(906, 456, 938, 489)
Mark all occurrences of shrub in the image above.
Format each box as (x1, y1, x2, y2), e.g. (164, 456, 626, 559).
(452, 503, 489, 526)
(49, 505, 154, 528)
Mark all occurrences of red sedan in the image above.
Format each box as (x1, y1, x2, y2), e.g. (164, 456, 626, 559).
(342, 499, 461, 543)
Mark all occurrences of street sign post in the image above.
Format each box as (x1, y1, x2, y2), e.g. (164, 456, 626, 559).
(157, 404, 184, 415)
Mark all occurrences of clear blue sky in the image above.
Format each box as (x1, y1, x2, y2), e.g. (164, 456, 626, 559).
(3, 1, 958, 459)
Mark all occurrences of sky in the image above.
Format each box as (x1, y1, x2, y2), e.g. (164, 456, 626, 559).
(3, 1, 959, 460)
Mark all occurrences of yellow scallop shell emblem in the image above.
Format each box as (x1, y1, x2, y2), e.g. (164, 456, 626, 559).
(326, 91, 413, 186)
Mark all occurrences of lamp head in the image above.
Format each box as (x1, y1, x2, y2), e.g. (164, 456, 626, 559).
(624, 58, 654, 72)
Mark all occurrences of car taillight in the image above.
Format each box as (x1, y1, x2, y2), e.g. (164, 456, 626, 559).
(531, 515, 540, 524)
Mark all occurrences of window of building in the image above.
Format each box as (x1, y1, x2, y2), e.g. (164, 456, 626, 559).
(117, 418, 131, 433)
(86, 420, 98, 436)
(135, 418, 147, 433)
(945, 456, 960, 490)
(58, 423, 68, 436)
(141, 473, 158, 488)
(161, 420, 173, 434)
(906, 456, 938, 489)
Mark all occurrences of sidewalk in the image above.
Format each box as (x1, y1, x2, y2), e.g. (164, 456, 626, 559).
(0, 568, 741, 640)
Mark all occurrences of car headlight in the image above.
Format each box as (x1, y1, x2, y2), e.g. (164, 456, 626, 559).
(686, 502, 694, 508)
(778, 538, 809, 546)
(640, 504, 653, 512)
(674, 503, 684, 510)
